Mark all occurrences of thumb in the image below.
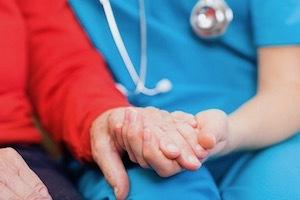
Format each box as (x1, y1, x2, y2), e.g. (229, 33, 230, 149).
(195, 109, 227, 149)
(92, 132, 129, 200)
(197, 133, 216, 150)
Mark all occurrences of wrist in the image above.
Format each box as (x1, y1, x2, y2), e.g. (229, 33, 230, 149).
(225, 115, 242, 154)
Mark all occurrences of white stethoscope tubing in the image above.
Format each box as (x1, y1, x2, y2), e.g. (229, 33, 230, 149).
(100, 0, 141, 86)
(99, 0, 172, 96)
(99, 0, 232, 96)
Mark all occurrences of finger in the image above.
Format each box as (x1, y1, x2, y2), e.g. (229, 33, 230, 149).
(8, 175, 33, 197)
(0, 148, 37, 198)
(126, 110, 149, 168)
(0, 182, 20, 200)
(26, 192, 52, 200)
(198, 134, 216, 150)
(171, 111, 197, 128)
(109, 109, 126, 150)
(92, 133, 129, 200)
(146, 111, 201, 170)
(158, 125, 201, 171)
(142, 129, 182, 177)
(153, 126, 181, 160)
(176, 122, 208, 159)
(196, 109, 228, 146)
(15, 156, 52, 198)
(122, 109, 137, 163)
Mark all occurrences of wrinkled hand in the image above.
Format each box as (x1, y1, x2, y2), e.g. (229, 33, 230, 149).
(90, 107, 210, 200)
(195, 109, 230, 157)
(117, 107, 208, 176)
(0, 148, 52, 200)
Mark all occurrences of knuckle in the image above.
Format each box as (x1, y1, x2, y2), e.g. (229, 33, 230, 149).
(113, 124, 122, 135)
(110, 113, 123, 129)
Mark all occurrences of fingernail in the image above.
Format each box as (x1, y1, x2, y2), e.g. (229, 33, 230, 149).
(167, 144, 179, 153)
(188, 155, 201, 167)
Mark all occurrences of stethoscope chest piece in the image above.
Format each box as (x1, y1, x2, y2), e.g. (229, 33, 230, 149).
(190, 0, 233, 39)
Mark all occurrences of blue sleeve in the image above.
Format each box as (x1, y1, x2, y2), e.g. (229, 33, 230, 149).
(251, 0, 300, 47)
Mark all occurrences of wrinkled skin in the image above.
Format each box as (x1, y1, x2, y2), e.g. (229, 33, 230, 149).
(0, 148, 52, 200)
(91, 107, 228, 200)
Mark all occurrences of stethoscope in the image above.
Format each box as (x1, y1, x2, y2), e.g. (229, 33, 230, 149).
(99, 0, 233, 96)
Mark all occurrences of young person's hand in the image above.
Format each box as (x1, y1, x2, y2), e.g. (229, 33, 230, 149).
(195, 109, 230, 157)
(0, 148, 52, 200)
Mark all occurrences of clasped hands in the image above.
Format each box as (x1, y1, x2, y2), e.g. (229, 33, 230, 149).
(91, 107, 229, 200)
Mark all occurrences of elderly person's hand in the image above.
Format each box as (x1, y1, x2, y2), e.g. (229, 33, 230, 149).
(118, 108, 208, 173)
(0, 148, 52, 199)
(90, 107, 212, 200)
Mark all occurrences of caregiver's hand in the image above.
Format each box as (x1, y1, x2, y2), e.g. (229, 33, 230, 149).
(195, 109, 231, 157)
(0, 148, 52, 200)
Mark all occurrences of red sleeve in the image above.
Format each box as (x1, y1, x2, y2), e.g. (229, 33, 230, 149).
(18, 0, 130, 161)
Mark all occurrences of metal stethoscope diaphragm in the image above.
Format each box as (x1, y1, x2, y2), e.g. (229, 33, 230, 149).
(191, 0, 233, 39)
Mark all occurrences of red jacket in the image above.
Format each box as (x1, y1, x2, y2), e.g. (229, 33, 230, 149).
(0, 0, 41, 144)
(1, 0, 129, 161)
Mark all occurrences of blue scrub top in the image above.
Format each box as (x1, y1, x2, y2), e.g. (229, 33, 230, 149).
(69, 0, 300, 115)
